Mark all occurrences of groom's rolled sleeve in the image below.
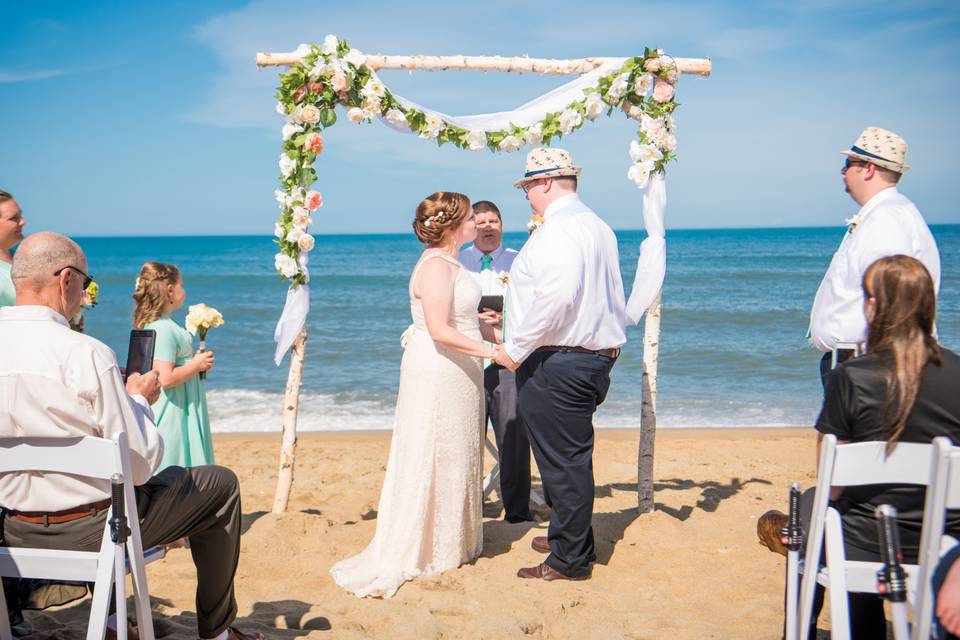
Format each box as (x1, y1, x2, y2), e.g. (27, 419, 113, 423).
(504, 228, 582, 364)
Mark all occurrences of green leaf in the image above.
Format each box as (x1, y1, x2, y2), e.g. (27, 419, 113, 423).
(320, 108, 337, 127)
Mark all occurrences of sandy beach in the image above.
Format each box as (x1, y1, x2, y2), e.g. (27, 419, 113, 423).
(21, 427, 821, 639)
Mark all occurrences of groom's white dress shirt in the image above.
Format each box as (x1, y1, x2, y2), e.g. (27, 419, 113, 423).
(503, 193, 627, 364)
(0, 305, 163, 511)
(809, 187, 940, 352)
(459, 244, 518, 296)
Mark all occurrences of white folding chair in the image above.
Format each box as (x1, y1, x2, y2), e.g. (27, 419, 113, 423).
(912, 445, 960, 640)
(0, 433, 164, 640)
(482, 433, 546, 508)
(796, 434, 952, 640)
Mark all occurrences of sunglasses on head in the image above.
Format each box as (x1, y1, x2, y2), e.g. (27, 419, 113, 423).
(53, 265, 93, 290)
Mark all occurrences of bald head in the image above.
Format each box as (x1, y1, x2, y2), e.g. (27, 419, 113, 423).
(11, 232, 86, 293)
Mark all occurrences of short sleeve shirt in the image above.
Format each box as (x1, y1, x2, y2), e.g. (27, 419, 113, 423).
(816, 348, 960, 559)
(0, 262, 15, 307)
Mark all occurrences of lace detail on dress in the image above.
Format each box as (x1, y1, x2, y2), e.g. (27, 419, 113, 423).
(330, 251, 484, 598)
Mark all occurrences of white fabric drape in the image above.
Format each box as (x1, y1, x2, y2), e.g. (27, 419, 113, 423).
(274, 58, 667, 362)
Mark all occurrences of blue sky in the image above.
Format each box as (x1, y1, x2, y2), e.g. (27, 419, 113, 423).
(2, 0, 959, 236)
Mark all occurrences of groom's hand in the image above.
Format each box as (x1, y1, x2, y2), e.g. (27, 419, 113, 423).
(492, 345, 519, 372)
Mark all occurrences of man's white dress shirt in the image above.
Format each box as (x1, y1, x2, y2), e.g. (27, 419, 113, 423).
(504, 193, 627, 364)
(459, 244, 518, 296)
(809, 187, 941, 352)
(0, 305, 163, 511)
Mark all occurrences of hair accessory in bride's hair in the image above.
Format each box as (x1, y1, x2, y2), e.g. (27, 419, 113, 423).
(424, 210, 449, 228)
(135, 276, 141, 289)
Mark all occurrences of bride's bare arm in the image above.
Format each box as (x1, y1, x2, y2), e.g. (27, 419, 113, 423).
(416, 259, 496, 358)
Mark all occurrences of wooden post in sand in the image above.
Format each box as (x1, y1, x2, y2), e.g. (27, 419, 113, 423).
(638, 294, 663, 514)
(273, 327, 308, 513)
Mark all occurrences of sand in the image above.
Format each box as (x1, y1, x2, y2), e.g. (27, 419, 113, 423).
(21, 427, 820, 639)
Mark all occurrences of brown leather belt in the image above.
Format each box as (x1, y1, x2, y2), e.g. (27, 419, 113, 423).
(7, 498, 112, 526)
(535, 345, 620, 359)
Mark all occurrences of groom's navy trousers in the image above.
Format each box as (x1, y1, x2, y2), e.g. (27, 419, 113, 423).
(515, 348, 615, 578)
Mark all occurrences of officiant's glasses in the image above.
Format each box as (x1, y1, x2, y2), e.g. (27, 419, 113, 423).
(843, 158, 868, 171)
(54, 265, 93, 290)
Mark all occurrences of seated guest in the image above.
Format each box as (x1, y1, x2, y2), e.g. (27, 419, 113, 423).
(0, 232, 263, 640)
(935, 544, 960, 640)
(0, 189, 25, 307)
(760, 254, 960, 639)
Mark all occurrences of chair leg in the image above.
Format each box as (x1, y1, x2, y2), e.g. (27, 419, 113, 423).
(785, 551, 800, 640)
(0, 580, 13, 640)
(825, 508, 851, 640)
(127, 545, 155, 640)
(88, 534, 117, 640)
(113, 546, 127, 640)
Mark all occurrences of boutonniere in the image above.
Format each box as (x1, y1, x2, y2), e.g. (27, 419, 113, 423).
(845, 212, 864, 234)
(526, 214, 544, 234)
(498, 271, 509, 287)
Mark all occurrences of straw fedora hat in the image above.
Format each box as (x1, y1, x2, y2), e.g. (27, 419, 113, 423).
(840, 126, 911, 174)
(514, 147, 582, 188)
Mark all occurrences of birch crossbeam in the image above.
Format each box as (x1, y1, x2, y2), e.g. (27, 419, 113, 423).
(256, 52, 712, 77)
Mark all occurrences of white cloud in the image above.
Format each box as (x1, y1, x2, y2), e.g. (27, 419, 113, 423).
(0, 69, 66, 83)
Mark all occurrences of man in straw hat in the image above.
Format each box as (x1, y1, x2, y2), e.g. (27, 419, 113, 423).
(493, 148, 627, 581)
(808, 126, 940, 380)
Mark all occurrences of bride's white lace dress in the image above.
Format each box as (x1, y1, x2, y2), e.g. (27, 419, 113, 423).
(330, 252, 485, 598)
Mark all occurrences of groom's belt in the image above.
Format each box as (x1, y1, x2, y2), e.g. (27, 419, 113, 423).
(535, 345, 620, 359)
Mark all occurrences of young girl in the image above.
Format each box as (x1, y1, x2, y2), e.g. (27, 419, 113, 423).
(133, 262, 215, 470)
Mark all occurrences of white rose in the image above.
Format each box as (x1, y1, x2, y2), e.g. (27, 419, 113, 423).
(289, 186, 305, 203)
(298, 105, 320, 125)
(292, 206, 311, 227)
(384, 108, 407, 128)
(276, 102, 286, 115)
(627, 161, 656, 189)
(466, 130, 487, 151)
(608, 73, 630, 100)
(633, 73, 653, 96)
(361, 78, 385, 98)
(322, 34, 339, 55)
(558, 108, 583, 134)
(629, 140, 663, 164)
(347, 107, 365, 123)
(279, 153, 297, 178)
(298, 233, 315, 252)
(524, 123, 543, 145)
(285, 227, 304, 243)
(664, 132, 677, 152)
(420, 114, 444, 140)
(641, 113, 666, 142)
(343, 48, 366, 67)
(274, 223, 285, 238)
(281, 122, 302, 141)
(275, 253, 299, 278)
(361, 96, 381, 118)
(274, 189, 288, 207)
(584, 93, 604, 120)
(499, 135, 522, 152)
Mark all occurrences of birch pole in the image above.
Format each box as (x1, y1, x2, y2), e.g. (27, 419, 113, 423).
(257, 52, 712, 77)
(638, 294, 663, 514)
(273, 327, 308, 513)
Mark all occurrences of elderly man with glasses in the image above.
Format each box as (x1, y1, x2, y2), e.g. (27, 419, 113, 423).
(808, 126, 940, 383)
(0, 232, 264, 640)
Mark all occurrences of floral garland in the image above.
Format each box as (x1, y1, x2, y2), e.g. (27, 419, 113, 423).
(273, 35, 680, 285)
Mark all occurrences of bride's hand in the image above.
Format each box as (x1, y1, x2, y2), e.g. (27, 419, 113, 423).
(479, 309, 502, 327)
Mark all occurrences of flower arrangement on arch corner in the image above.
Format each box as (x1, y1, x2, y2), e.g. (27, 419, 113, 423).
(69, 280, 99, 332)
(272, 37, 681, 283)
(185, 303, 224, 380)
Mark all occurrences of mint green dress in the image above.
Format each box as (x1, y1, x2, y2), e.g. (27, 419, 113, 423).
(0, 262, 15, 307)
(144, 315, 215, 470)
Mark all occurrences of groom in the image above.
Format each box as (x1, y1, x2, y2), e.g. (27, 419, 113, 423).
(493, 148, 627, 581)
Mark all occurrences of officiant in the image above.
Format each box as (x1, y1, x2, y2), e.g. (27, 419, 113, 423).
(460, 200, 533, 523)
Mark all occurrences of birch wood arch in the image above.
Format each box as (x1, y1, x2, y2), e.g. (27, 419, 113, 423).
(257, 36, 711, 514)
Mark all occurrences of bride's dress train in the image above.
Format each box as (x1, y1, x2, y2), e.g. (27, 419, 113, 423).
(330, 252, 484, 598)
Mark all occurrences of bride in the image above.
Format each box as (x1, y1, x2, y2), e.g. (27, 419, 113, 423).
(331, 191, 497, 598)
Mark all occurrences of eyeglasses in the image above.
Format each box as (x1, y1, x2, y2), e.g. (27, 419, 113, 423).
(844, 158, 868, 170)
(521, 179, 544, 195)
(53, 265, 93, 290)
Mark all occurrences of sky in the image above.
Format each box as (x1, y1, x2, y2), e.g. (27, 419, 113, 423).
(2, 0, 959, 236)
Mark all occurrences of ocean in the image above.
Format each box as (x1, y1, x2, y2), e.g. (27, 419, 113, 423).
(74, 225, 960, 433)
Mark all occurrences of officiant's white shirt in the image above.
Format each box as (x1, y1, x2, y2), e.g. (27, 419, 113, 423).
(809, 187, 940, 352)
(459, 244, 518, 296)
(504, 193, 627, 364)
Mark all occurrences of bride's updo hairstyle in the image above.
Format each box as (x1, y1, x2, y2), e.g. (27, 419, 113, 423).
(412, 191, 471, 245)
(133, 261, 181, 329)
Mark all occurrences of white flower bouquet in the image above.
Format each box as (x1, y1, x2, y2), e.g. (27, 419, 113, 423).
(185, 303, 224, 380)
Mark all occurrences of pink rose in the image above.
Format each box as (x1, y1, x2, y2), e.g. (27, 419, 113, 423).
(299, 105, 321, 125)
(304, 190, 323, 210)
(298, 233, 315, 252)
(331, 71, 347, 93)
(304, 132, 324, 154)
(652, 80, 675, 104)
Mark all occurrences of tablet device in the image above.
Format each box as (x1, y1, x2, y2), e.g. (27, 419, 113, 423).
(478, 295, 503, 313)
(124, 329, 156, 382)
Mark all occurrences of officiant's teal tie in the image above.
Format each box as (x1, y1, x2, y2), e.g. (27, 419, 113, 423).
(481, 255, 493, 271)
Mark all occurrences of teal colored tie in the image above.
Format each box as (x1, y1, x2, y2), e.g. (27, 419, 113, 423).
(481, 255, 493, 271)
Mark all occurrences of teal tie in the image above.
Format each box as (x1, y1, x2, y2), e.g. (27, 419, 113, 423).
(481, 255, 493, 271)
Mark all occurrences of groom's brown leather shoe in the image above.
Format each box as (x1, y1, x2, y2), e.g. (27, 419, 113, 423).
(517, 562, 589, 581)
(531, 536, 550, 553)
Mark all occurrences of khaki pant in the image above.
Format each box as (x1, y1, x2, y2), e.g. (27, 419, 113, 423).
(3, 465, 241, 639)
